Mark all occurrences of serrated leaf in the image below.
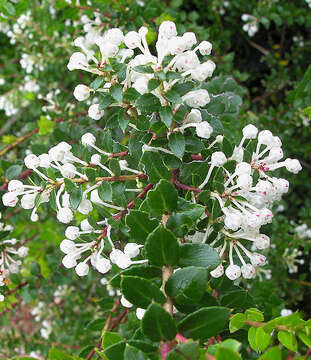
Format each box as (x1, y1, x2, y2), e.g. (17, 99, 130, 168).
(159, 106, 173, 128)
(120, 275, 165, 309)
(179, 243, 220, 269)
(169, 132, 185, 159)
(142, 303, 177, 341)
(165, 89, 182, 104)
(178, 306, 230, 341)
(145, 225, 180, 266)
(98, 181, 112, 202)
(125, 210, 158, 244)
(110, 84, 123, 102)
(146, 179, 178, 216)
(140, 151, 171, 183)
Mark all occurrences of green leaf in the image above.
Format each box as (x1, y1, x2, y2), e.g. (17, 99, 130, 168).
(120, 275, 165, 309)
(125, 210, 158, 244)
(221, 289, 255, 309)
(148, 78, 160, 91)
(124, 345, 148, 360)
(117, 108, 129, 132)
(159, 106, 173, 128)
(102, 332, 123, 349)
(48, 347, 75, 360)
(5, 164, 22, 180)
(277, 330, 298, 352)
(109, 158, 121, 176)
(69, 186, 83, 210)
(166, 342, 200, 360)
(104, 341, 125, 360)
(229, 313, 246, 333)
(211, 199, 222, 220)
(145, 225, 180, 266)
(165, 89, 182, 104)
(179, 243, 220, 269)
(98, 182, 113, 202)
(248, 327, 270, 352)
(110, 84, 123, 102)
(38, 116, 56, 135)
(86, 318, 107, 331)
(165, 266, 207, 304)
(99, 94, 115, 110)
(298, 331, 311, 347)
(215, 347, 241, 360)
(135, 93, 161, 113)
(123, 87, 140, 102)
(142, 303, 177, 341)
(133, 65, 154, 74)
(140, 151, 171, 183)
(245, 308, 264, 322)
(90, 77, 105, 90)
(169, 132, 185, 159)
(258, 347, 282, 360)
(146, 179, 178, 216)
(178, 306, 230, 341)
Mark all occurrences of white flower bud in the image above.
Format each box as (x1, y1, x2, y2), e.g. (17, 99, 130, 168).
(250, 253, 266, 267)
(182, 32, 197, 49)
(88, 104, 104, 120)
(241, 264, 255, 279)
(216, 135, 224, 143)
(191, 61, 216, 81)
(242, 124, 258, 139)
(8, 180, 24, 193)
(105, 28, 124, 46)
(225, 264, 241, 280)
(96, 257, 112, 274)
(119, 160, 128, 170)
(75, 262, 89, 276)
(60, 239, 76, 254)
(273, 178, 289, 194)
(136, 308, 146, 320)
(175, 51, 200, 71)
(124, 243, 141, 258)
(159, 21, 177, 39)
(138, 26, 148, 37)
(235, 162, 251, 176)
(0, 294, 4, 302)
(124, 31, 141, 49)
(258, 130, 273, 145)
(182, 89, 210, 108)
(57, 207, 73, 224)
(2, 193, 18, 207)
(17, 246, 29, 258)
(285, 159, 302, 174)
(210, 264, 224, 278)
(133, 77, 149, 94)
(231, 146, 244, 162)
(24, 154, 40, 169)
(255, 234, 270, 250)
(267, 147, 283, 163)
(184, 109, 202, 124)
(90, 154, 101, 165)
(67, 52, 88, 71)
(21, 193, 36, 209)
(281, 309, 293, 317)
(196, 121, 213, 139)
(80, 219, 93, 231)
(120, 295, 133, 308)
(98, 42, 119, 58)
(38, 154, 51, 168)
(224, 213, 242, 231)
(73, 84, 90, 101)
(65, 226, 80, 240)
(198, 40, 212, 55)
(77, 198, 93, 215)
(211, 151, 227, 166)
(115, 253, 132, 269)
(81, 132, 96, 146)
(236, 174, 252, 189)
(110, 249, 124, 264)
(60, 163, 76, 179)
(30, 213, 39, 222)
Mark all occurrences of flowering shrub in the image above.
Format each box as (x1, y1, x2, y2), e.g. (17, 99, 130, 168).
(0, 1, 311, 360)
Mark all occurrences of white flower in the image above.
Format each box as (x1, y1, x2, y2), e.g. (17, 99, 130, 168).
(136, 308, 146, 320)
(124, 243, 142, 258)
(225, 264, 241, 280)
(0, 294, 4, 302)
(197, 41, 212, 55)
(57, 207, 73, 224)
(77, 198, 93, 215)
(105, 28, 124, 46)
(73, 84, 90, 101)
(241, 264, 255, 279)
(184, 109, 202, 124)
(8, 180, 24, 193)
(124, 31, 141, 49)
(60, 239, 76, 254)
(21, 194, 36, 209)
(242, 124, 258, 139)
(24, 154, 40, 169)
(284, 159, 302, 174)
(88, 104, 104, 120)
(2, 193, 18, 207)
(81, 132, 96, 146)
(95, 257, 112, 274)
(210, 264, 224, 278)
(67, 52, 88, 71)
(65, 226, 80, 240)
(182, 32, 197, 49)
(75, 262, 89, 276)
(195, 121, 213, 139)
(80, 219, 93, 231)
(182, 89, 210, 108)
(38, 154, 51, 168)
(120, 295, 133, 308)
(17, 246, 29, 258)
(211, 151, 227, 166)
(281, 309, 293, 317)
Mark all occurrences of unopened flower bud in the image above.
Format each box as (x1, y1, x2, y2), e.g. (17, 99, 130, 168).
(88, 104, 104, 120)
(120, 295, 133, 308)
(124, 243, 141, 258)
(57, 207, 73, 224)
(81, 132, 96, 146)
(17, 246, 29, 258)
(198, 40, 212, 55)
(210, 264, 224, 278)
(65, 226, 80, 240)
(242, 124, 258, 139)
(241, 264, 255, 279)
(60, 239, 76, 254)
(225, 264, 241, 280)
(73, 84, 90, 101)
(24, 154, 40, 169)
(75, 262, 89, 276)
(196, 121, 213, 139)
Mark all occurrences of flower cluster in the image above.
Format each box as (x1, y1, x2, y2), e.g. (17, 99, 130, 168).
(0, 215, 28, 301)
(68, 20, 215, 117)
(241, 14, 259, 37)
(190, 124, 302, 281)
